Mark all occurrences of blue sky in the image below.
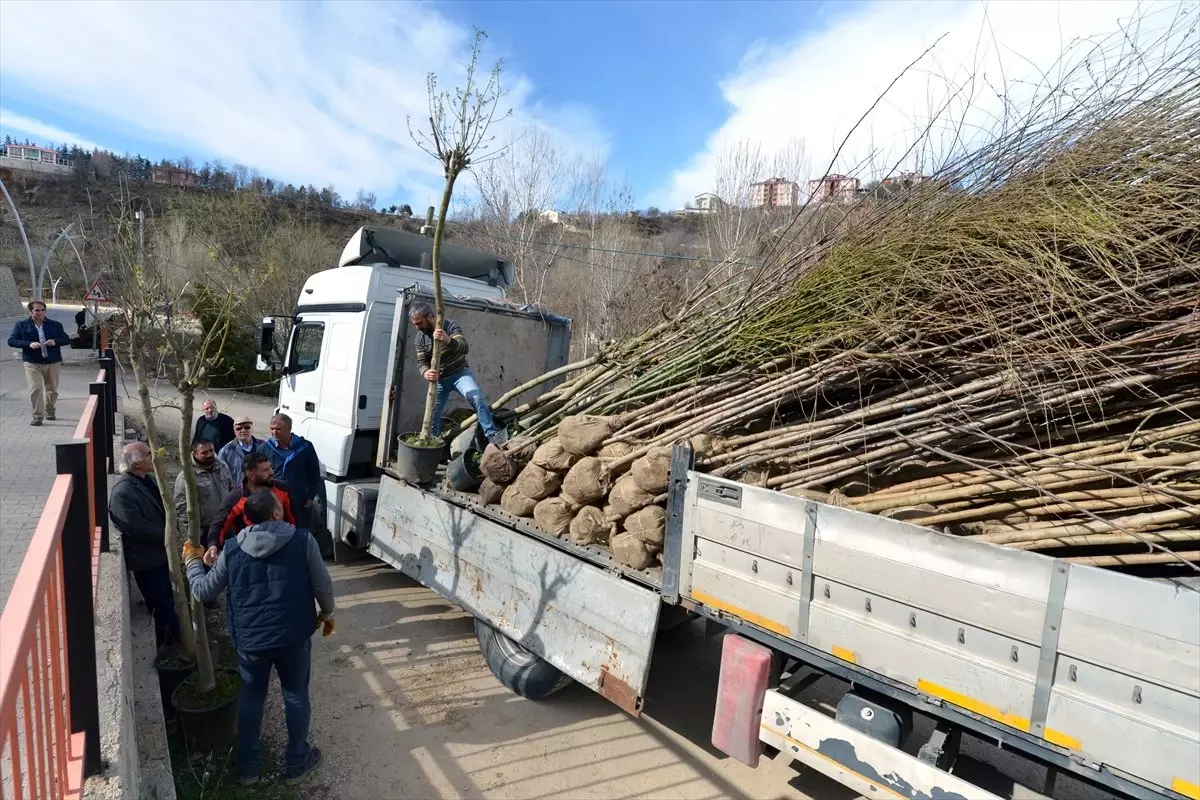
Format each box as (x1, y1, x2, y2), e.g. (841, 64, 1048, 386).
(0, 0, 1181, 211)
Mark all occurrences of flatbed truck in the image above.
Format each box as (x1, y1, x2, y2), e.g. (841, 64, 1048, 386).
(261, 226, 1199, 800)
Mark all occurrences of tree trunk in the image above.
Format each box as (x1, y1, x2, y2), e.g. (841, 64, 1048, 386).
(127, 323, 196, 660)
(418, 169, 460, 442)
(177, 388, 216, 692)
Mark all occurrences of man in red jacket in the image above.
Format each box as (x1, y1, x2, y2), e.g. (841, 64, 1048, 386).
(206, 452, 295, 564)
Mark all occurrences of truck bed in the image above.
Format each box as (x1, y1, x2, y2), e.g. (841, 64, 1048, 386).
(675, 471, 1200, 799)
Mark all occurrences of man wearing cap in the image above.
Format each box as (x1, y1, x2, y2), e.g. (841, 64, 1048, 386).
(218, 416, 268, 486)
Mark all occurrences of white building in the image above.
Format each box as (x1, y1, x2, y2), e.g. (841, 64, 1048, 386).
(681, 193, 726, 214)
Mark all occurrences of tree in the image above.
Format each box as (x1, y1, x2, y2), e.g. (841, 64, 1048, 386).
(472, 123, 580, 305)
(702, 138, 809, 269)
(102, 188, 271, 696)
(408, 28, 510, 444)
(352, 188, 377, 211)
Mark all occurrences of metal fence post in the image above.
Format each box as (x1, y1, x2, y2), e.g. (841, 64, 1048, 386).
(90, 382, 111, 552)
(99, 349, 117, 473)
(55, 439, 103, 776)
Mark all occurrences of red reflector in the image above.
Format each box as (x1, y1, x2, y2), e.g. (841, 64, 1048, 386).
(712, 633, 772, 767)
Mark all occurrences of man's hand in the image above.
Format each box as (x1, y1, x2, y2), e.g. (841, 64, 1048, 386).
(182, 541, 206, 568)
(203, 546, 219, 566)
(28, 342, 41, 350)
(44, 340, 57, 348)
(423, 368, 439, 382)
(432, 328, 451, 343)
(317, 613, 336, 637)
(304, 498, 313, 508)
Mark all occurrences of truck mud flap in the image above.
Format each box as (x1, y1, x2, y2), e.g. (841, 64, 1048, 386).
(369, 475, 660, 715)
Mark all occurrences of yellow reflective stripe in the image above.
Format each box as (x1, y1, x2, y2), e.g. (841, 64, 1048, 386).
(1173, 777, 1200, 800)
(690, 589, 790, 636)
(832, 645, 857, 664)
(917, 678, 1082, 751)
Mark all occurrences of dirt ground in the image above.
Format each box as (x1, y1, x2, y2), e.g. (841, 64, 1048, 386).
(250, 558, 850, 800)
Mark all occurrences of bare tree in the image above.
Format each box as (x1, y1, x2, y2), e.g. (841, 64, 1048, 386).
(408, 28, 510, 444)
(353, 188, 378, 211)
(472, 123, 580, 305)
(703, 137, 809, 266)
(103, 188, 270, 695)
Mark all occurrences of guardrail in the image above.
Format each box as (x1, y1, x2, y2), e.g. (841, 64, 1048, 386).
(0, 349, 118, 799)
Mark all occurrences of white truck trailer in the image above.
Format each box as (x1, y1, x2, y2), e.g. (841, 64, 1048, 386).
(261, 226, 1199, 800)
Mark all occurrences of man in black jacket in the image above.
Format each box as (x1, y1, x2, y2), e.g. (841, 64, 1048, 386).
(7, 300, 71, 425)
(193, 399, 236, 451)
(109, 442, 181, 647)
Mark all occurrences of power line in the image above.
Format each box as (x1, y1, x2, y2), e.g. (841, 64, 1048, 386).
(456, 226, 764, 267)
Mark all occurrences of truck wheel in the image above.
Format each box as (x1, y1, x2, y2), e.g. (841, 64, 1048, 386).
(473, 619, 572, 700)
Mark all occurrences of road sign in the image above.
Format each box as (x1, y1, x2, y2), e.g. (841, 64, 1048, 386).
(84, 281, 108, 303)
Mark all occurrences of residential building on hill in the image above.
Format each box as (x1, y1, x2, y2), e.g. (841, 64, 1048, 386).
(150, 166, 198, 187)
(808, 174, 861, 203)
(681, 192, 726, 214)
(883, 172, 932, 190)
(749, 178, 800, 208)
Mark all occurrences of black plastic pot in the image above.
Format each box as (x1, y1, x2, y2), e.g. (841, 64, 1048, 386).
(446, 449, 484, 492)
(172, 668, 240, 752)
(396, 432, 443, 484)
(153, 645, 196, 721)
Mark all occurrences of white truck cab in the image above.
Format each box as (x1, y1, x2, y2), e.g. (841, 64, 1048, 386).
(260, 225, 570, 551)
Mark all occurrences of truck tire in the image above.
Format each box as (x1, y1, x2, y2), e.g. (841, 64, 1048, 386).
(473, 619, 572, 700)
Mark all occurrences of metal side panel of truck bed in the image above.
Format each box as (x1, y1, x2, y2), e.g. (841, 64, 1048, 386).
(676, 472, 1200, 799)
(368, 474, 661, 714)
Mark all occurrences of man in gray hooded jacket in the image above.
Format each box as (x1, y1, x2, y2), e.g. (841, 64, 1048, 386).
(184, 489, 334, 784)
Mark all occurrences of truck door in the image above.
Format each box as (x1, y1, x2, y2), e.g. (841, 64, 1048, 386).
(280, 315, 327, 431)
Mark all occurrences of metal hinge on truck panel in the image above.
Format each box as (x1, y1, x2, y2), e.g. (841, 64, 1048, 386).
(662, 442, 695, 603)
(697, 477, 742, 508)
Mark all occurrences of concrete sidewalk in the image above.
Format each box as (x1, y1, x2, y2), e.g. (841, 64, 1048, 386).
(0, 336, 106, 607)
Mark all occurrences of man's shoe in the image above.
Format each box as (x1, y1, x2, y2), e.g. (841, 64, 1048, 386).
(286, 747, 322, 783)
(31, 418, 42, 426)
(45, 412, 56, 420)
(488, 428, 509, 448)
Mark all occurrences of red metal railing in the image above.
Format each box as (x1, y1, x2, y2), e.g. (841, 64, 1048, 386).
(0, 357, 115, 800)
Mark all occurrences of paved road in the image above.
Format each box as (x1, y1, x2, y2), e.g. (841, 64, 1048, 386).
(0, 305, 100, 608)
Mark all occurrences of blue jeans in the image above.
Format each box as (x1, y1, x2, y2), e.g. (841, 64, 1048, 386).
(132, 564, 180, 648)
(432, 367, 498, 439)
(236, 639, 312, 777)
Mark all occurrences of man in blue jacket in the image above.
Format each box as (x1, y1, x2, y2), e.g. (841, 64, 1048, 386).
(265, 413, 325, 531)
(183, 489, 334, 784)
(7, 300, 71, 425)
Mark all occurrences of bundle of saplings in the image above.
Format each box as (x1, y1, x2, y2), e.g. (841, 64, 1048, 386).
(463, 21, 1200, 575)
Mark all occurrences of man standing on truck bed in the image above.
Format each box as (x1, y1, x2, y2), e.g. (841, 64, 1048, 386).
(410, 303, 506, 446)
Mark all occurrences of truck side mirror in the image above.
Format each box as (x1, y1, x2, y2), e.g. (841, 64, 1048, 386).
(257, 317, 279, 372)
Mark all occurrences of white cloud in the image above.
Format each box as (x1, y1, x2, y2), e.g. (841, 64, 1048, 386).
(0, 0, 607, 207)
(0, 109, 109, 153)
(648, 0, 1187, 210)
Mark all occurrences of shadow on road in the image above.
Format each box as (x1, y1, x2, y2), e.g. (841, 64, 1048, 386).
(294, 556, 856, 799)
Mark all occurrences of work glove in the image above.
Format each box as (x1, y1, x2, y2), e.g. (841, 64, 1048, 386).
(317, 613, 336, 637)
(182, 541, 206, 569)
